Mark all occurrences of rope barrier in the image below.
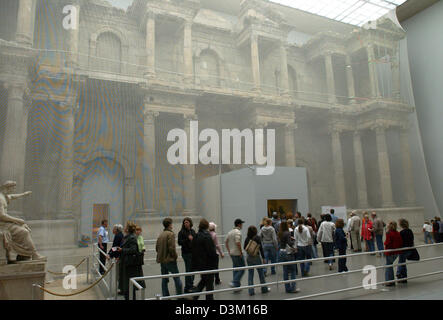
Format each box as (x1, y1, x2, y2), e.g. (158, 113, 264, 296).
(46, 257, 87, 276)
(36, 262, 115, 297)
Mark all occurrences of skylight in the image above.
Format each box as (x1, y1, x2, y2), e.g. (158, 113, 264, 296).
(270, 0, 407, 26)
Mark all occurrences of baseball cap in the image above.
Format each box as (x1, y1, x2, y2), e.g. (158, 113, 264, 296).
(234, 219, 245, 226)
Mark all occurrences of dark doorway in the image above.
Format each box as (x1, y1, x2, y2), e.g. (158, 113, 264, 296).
(267, 199, 298, 218)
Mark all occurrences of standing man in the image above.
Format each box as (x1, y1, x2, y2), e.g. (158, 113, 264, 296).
(437, 217, 443, 243)
(156, 218, 183, 297)
(97, 219, 109, 275)
(348, 211, 362, 252)
(225, 218, 245, 289)
(330, 208, 338, 223)
(371, 211, 385, 257)
(271, 212, 281, 235)
(178, 217, 196, 293)
(192, 219, 218, 300)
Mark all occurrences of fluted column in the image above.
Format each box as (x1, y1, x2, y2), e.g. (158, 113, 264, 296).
(143, 109, 159, 213)
(367, 45, 381, 98)
(183, 20, 193, 83)
(251, 34, 261, 91)
(280, 43, 289, 94)
(285, 123, 297, 167)
(353, 130, 369, 208)
(57, 100, 75, 219)
(145, 12, 156, 77)
(183, 114, 197, 215)
(399, 127, 416, 206)
(67, 3, 80, 67)
(325, 54, 337, 104)
(346, 55, 356, 104)
(16, 0, 36, 46)
(0, 84, 29, 213)
(374, 124, 395, 207)
(330, 128, 346, 206)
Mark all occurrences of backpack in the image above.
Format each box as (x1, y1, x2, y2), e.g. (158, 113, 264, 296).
(245, 239, 260, 256)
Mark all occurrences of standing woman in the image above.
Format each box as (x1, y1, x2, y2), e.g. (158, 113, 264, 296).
(383, 221, 403, 287)
(117, 221, 145, 300)
(209, 222, 224, 285)
(335, 219, 348, 272)
(244, 226, 270, 296)
(294, 219, 312, 277)
(278, 221, 299, 294)
(361, 213, 375, 253)
(108, 224, 124, 260)
(317, 214, 336, 270)
(178, 217, 196, 293)
(397, 219, 414, 283)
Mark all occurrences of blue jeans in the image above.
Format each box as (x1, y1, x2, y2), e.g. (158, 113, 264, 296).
(160, 262, 183, 297)
(397, 250, 413, 280)
(311, 244, 318, 259)
(375, 234, 384, 253)
(182, 253, 194, 291)
(385, 254, 398, 283)
(279, 251, 297, 293)
(338, 248, 348, 272)
(247, 255, 269, 295)
(322, 242, 335, 264)
(297, 246, 311, 276)
(263, 244, 277, 274)
(424, 232, 434, 244)
(231, 255, 245, 287)
(366, 239, 375, 252)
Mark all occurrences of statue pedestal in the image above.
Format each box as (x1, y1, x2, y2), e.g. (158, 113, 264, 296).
(0, 261, 46, 300)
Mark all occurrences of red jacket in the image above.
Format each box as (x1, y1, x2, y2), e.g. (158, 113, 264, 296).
(361, 219, 373, 241)
(384, 230, 403, 256)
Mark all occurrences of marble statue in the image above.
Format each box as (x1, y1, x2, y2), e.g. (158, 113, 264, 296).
(0, 181, 46, 262)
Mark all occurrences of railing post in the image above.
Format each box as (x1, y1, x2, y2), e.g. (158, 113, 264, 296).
(86, 257, 90, 284)
(129, 280, 134, 301)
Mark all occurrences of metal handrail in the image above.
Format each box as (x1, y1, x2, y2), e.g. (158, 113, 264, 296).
(129, 242, 443, 300)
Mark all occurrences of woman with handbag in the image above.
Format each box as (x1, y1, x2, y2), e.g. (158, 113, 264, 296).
(278, 222, 299, 294)
(117, 221, 145, 300)
(244, 225, 270, 296)
(397, 219, 418, 284)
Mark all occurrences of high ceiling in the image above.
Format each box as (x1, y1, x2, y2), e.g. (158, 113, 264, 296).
(270, 0, 407, 26)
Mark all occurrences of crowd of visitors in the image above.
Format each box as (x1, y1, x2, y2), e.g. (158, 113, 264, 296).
(99, 208, 433, 299)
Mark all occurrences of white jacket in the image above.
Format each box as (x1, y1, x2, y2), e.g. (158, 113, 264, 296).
(294, 225, 311, 247)
(317, 221, 336, 243)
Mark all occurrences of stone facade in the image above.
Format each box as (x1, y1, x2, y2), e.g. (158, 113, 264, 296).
(0, 0, 425, 242)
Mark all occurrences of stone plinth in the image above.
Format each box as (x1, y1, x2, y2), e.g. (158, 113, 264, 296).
(0, 261, 46, 300)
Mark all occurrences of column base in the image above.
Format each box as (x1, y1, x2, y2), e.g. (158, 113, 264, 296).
(183, 209, 197, 217)
(403, 201, 417, 208)
(381, 202, 396, 208)
(57, 211, 74, 220)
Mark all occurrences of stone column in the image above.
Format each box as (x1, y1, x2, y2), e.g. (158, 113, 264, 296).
(374, 124, 395, 207)
(330, 128, 346, 206)
(143, 109, 159, 213)
(324, 54, 337, 104)
(399, 127, 416, 206)
(0, 84, 29, 193)
(145, 12, 156, 77)
(16, 0, 36, 46)
(345, 55, 356, 104)
(250, 34, 261, 91)
(68, 3, 80, 68)
(353, 130, 369, 208)
(57, 100, 75, 219)
(367, 45, 381, 98)
(125, 177, 135, 221)
(285, 123, 297, 167)
(280, 43, 289, 94)
(391, 50, 401, 100)
(183, 20, 193, 83)
(183, 114, 197, 216)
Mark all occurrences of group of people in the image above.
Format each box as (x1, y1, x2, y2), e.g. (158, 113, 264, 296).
(98, 208, 428, 300)
(97, 219, 146, 300)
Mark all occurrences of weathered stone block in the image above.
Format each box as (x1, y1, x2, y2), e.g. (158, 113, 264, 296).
(0, 261, 46, 300)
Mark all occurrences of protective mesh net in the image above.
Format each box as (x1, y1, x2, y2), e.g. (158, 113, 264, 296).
(0, 0, 439, 274)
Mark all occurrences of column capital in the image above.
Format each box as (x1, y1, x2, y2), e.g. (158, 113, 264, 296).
(328, 125, 343, 136)
(146, 10, 156, 20)
(371, 121, 390, 132)
(143, 110, 159, 122)
(285, 122, 298, 131)
(184, 113, 198, 121)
